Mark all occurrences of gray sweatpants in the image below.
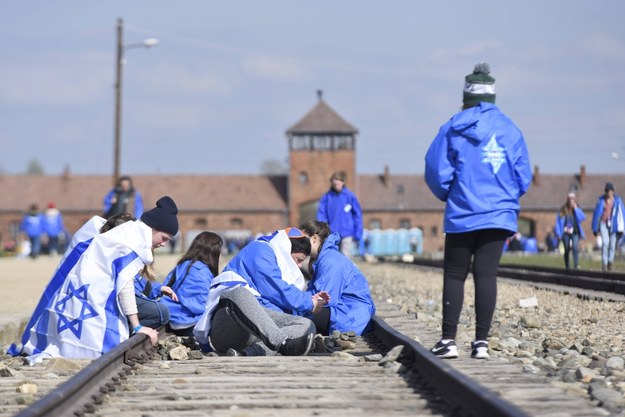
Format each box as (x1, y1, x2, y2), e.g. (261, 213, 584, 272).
(209, 286, 316, 356)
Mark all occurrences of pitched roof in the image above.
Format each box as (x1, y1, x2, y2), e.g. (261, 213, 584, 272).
(355, 173, 625, 212)
(1, 172, 623, 214)
(286, 96, 358, 135)
(0, 174, 287, 213)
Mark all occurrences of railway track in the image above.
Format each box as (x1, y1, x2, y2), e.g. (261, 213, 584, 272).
(9, 313, 530, 417)
(403, 257, 625, 298)
(3, 260, 621, 417)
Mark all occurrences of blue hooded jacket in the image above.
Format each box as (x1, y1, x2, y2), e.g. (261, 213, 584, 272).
(20, 213, 44, 238)
(317, 186, 363, 241)
(591, 195, 625, 235)
(223, 235, 313, 313)
(425, 102, 532, 234)
(554, 207, 586, 239)
(160, 260, 215, 328)
(305, 233, 375, 335)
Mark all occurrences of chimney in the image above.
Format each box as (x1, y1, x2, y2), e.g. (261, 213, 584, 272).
(532, 165, 540, 186)
(62, 164, 71, 181)
(383, 165, 390, 186)
(579, 165, 586, 188)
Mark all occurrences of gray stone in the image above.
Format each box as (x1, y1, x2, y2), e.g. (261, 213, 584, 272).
(168, 346, 189, 361)
(606, 356, 625, 371)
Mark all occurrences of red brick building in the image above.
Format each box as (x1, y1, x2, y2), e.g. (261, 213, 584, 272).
(1, 93, 623, 253)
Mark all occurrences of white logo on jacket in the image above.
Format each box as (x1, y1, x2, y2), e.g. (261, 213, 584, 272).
(481, 134, 506, 174)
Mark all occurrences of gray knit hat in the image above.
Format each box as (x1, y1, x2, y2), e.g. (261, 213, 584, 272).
(463, 63, 496, 107)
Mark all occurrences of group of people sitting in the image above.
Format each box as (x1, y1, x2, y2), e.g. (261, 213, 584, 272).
(9, 196, 376, 361)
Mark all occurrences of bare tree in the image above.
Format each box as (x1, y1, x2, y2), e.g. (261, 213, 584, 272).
(26, 159, 45, 175)
(260, 158, 288, 175)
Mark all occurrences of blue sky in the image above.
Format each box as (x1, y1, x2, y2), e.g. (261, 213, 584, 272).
(1, 1, 624, 176)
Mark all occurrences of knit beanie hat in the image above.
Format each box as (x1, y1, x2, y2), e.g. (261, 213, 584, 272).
(141, 196, 179, 235)
(463, 63, 496, 107)
(605, 182, 615, 192)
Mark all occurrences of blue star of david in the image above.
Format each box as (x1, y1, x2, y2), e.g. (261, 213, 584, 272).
(54, 281, 98, 338)
(481, 134, 506, 174)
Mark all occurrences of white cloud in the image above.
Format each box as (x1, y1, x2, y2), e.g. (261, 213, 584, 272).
(141, 64, 230, 96)
(242, 55, 309, 81)
(0, 53, 110, 105)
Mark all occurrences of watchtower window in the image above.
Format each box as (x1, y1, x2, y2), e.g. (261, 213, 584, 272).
(289, 134, 355, 151)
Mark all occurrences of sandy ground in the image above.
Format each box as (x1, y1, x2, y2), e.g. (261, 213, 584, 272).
(0, 253, 180, 345)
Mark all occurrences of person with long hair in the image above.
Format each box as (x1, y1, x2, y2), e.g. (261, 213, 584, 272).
(299, 220, 375, 335)
(10, 197, 179, 360)
(159, 231, 223, 336)
(194, 228, 329, 356)
(554, 192, 586, 270)
(591, 182, 625, 271)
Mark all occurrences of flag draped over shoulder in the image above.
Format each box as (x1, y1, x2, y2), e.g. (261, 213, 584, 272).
(192, 271, 259, 346)
(9, 219, 153, 360)
(265, 230, 306, 290)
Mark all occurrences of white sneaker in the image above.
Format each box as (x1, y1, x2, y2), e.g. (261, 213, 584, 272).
(431, 339, 458, 359)
(471, 340, 489, 359)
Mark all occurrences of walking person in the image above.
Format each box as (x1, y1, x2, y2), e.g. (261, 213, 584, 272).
(554, 192, 586, 270)
(20, 203, 44, 259)
(424, 63, 532, 359)
(591, 182, 625, 271)
(42, 202, 66, 255)
(316, 172, 363, 258)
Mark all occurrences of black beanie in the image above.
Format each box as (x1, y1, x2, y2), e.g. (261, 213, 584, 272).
(141, 196, 179, 235)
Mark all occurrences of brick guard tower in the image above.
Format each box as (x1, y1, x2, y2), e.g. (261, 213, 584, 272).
(286, 90, 359, 226)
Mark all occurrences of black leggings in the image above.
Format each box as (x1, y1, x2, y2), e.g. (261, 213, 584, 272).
(441, 229, 509, 341)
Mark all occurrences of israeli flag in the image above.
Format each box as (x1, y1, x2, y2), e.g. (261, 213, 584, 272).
(9, 219, 153, 360)
(193, 271, 259, 346)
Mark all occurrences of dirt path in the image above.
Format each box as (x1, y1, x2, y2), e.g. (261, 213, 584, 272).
(0, 253, 180, 347)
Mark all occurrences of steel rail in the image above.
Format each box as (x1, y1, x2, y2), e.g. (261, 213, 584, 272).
(13, 333, 153, 417)
(17, 315, 530, 417)
(401, 258, 625, 295)
(372, 316, 530, 417)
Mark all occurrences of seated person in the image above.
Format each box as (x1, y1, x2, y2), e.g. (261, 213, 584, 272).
(194, 228, 328, 356)
(300, 220, 376, 335)
(134, 263, 176, 329)
(160, 231, 223, 336)
(10, 197, 178, 360)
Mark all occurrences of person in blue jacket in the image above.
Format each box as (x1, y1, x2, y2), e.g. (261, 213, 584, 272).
(42, 202, 66, 255)
(425, 63, 532, 360)
(300, 219, 376, 335)
(20, 203, 44, 259)
(591, 182, 625, 271)
(103, 175, 144, 219)
(159, 231, 223, 336)
(317, 172, 363, 258)
(554, 192, 586, 270)
(194, 228, 328, 356)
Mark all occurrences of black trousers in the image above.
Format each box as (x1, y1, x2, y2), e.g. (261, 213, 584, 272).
(441, 229, 509, 341)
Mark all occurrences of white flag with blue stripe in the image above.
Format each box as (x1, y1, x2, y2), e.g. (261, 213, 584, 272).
(9, 218, 153, 360)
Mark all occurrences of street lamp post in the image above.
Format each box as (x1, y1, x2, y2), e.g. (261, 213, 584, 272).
(113, 18, 158, 184)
